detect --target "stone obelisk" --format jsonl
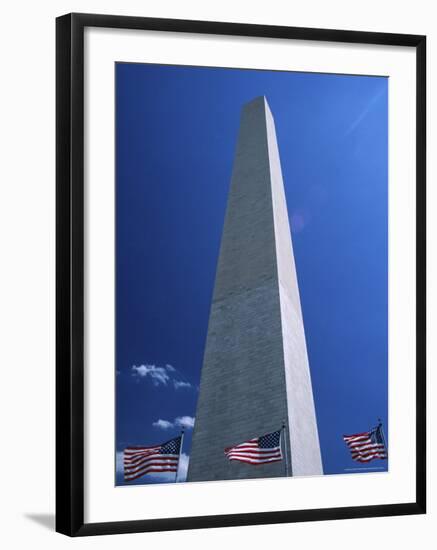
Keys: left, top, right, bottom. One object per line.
{"left": 187, "top": 97, "right": 323, "bottom": 482}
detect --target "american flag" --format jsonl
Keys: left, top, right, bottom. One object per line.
{"left": 343, "top": 425, "right": 388, "bottom": 463}
{"left": 224, "top": 430, "right": 283, "bottom": 465}
{"left": 124, "top": 435, "right": 181, "bottom": 481}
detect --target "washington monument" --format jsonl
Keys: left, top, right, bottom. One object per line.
{"left": 187, "top": 97, "right": 323, "bottom": 482}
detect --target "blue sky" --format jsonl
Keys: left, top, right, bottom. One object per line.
{"left": 115, "top": 63, "right": 388, "bottom": 485}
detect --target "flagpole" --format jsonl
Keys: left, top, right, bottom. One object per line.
{"left": 377, "top": 418, "right": 388, "bottom": 454}
{"left": 175, "top": 429, "right": 185, "bottom": 483}
{"left": 282, "top": 420, "right": 290, "bottom": 477}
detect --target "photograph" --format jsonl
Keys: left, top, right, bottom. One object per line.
{"left": 0, "top": 0, "right": 429, "bottom": 545}
{"left": 115, "top": 62, "right": 389, "bottom": 486}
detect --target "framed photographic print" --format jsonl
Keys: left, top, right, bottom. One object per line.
{"left": 56, "top": 13, "right": 426, "bottom": 536}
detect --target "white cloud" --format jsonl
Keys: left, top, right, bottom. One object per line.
{"left": 130, "top": 362, "right": 195, "bottom": 391}
{"left": 116, "top": 451, "right": 124, "bottom": 474}
{"left": 131, "top": 364, "right": 169, "bottom": 386}
{"left": 151, "top": 415, "right": 195, "bottom": 430}
{"left": 175, "top": 416, "right": 195, "bottom": 429}
{"left": 173, "top": 380, "right": 192, "bottom": 390}
{"left": 152, "top": 419, "right": 173, "bottom": 430}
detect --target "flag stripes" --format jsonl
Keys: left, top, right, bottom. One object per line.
{"left": 124, "top": 436, "right": 181, "bottom": 481}
{"left": 224, "top": 430, "right": 283, "bottom": 465}
{"left": 343, "top": 425, "right": 387, "bottom": 463}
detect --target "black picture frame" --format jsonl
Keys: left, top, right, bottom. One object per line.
{"left": 56, "top": 12, "right": 426, "bottom": 537}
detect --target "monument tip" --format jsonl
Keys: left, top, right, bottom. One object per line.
{"left": 242, "top": 96, "right": 272, "bottom": 117}
{"left": 244, "top": 95, "right": 268, "bottom": 106}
